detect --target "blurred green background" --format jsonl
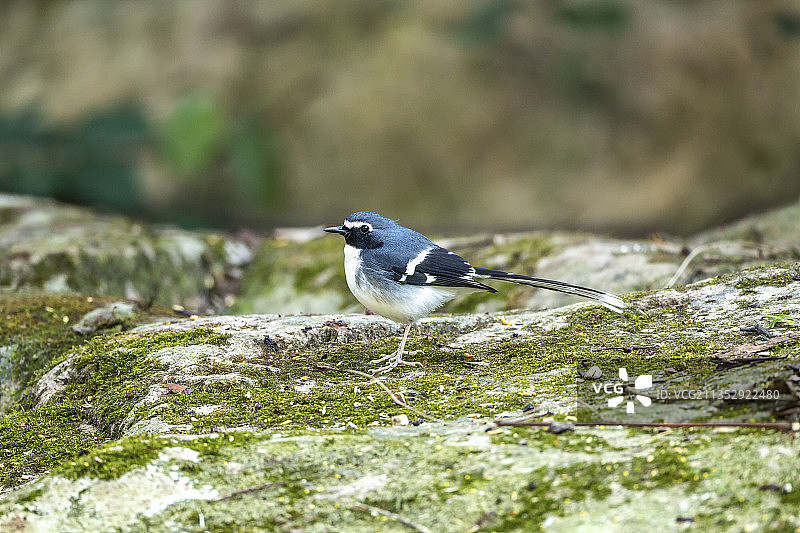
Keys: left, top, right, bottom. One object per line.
{"left": 1, "top": 0, "right": 799, "bottom": 235}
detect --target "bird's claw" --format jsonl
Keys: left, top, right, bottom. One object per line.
{"left": 370, "top": 352, "right": 395, "bottom": 364}
{"left": 369, "top": 349, "right": 420, "bottom": 364}
{"left": 370, "top": 353, "right": 423, "bottom": 374}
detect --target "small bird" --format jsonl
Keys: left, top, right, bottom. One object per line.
{"left": 325, "top": 211, "right": 625, "bottom": 373}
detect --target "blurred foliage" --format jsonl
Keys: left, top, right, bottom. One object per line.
{"left": 0, "top": 106, "right": 147, "bottom": 215}
{"left": 156, "top": 90, "right": 283, "bottom": 226}
{"left": 457, "top": 0, "right": 517, "bottom": 45}
{"left": 0, "top": 93, "right": 282, "bottom": 228}
{"left": 774, "top": 10, "right": 800, "bottom": 37}
{"left": 230, "top": 118, "right": 282, "bottom": 209}
{"left": 1, "top": 1, "right": 799, "bottom": 234}
{"left": 555, "top": 0, "right": 629, "bottom": 32}
{"left": 160, "top": 91, "right": 225, "bottom": 177}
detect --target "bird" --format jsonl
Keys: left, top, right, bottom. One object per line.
{"left": 324, "top": 211, "right": 625, "bottom": 373}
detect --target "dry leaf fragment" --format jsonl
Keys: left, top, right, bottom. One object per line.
{"left": 164, "top": 383, "right": 188, "bottom": 394}
{"left": 713, "top": 332, "right": 800, "bottom": 360}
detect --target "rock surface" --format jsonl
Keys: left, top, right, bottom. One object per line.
{"left": 1, "top": 195, "right": 799, "bottom": 532}
{"left": 1, "top": 264, "right": 799, "bottom": 531}
{"left": 235, "top": 201, "right": 800, "bottom": 316}
{"left": 3, "top": 192, "right": 798, "bottom": 315}
{"left": 0, "top": 194, "right": 258, "bottom": 313}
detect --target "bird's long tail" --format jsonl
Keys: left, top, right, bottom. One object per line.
{"left": 473, "top": 267, "right": 626, "bottom": 313}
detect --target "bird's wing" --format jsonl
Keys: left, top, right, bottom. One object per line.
{"left": 389, "top": 247, "right": 497, "bottom": 292}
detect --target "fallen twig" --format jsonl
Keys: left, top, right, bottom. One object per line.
{"left": 713, "top": 332, "right": 800, "bottom": 362}
{"left": 786, "top": 379, "right": 800, "bottom": 401}
{"left": 314, "top": 363, "right": 437, "bottom": 422}
{"left": 665, "top": 242, "right": 778, "bottom": 288}
{"left": 666, "top": 243, "right": 716, "bottom": 288}
{"left": 589, "top": 345, "right": 657, "bottom": 353}
{"left": 740, "top": 322, "right": 776, "bottom": 339}
{"left": 352, "top": 502, "right": 435, "bottom": 533}
{"left": 493, "top": 420, "right": 797, "bottom": 431}
{"left": 715, "top": 355, "right": 790, "bottom": 368}
{"left": 212, "top": 481, "right": 284, "bottom": 502}
{"left": 495, "top": 410, "right": 554, "bottom": 427}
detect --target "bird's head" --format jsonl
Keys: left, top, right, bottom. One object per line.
{"left": 324, "top": 211, "right": 394, "bottom": 249}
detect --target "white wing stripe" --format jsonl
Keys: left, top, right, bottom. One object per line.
{"left": 405, "top": 248, "right": 432, "bottom": 276}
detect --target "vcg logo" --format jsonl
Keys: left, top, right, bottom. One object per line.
{"left": 590, "top": 368, "right": 653, "bottom": 414}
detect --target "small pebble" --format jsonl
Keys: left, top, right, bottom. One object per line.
{"left": 392, "top": 414, "right": 410, "bottom": 426}
{"left": 582, "top": 366, "right": 603, "bottom": 379}
{"left": 547, "top": 421, "right": 575, "bottom": 434}
{"left": 263, "top": 335, "right": 280, "bottom": 352}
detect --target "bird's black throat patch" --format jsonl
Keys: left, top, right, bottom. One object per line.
{"left": 344, "top": 230, "right": 383, "bottom": 250}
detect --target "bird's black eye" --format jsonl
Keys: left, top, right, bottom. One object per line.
{"left": 360, "top": 225, "right": 370, "bottom": 233}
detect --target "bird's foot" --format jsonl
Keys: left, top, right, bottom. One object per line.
{"left": 370, "top": 352, "right": 395, "bottom": 364}
{"left": 369, "top": 349, "right": 420, "bottom": 364}
{"left": 370, "top": 351, "right": 423, "bottom": 374}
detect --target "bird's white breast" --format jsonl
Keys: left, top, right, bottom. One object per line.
{"left": 342, "top": 244, "right": 454, "bottom": 323}
{"left": 343, "top": 244, "right": 361, "bottom": 294}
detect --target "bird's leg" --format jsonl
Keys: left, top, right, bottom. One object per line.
{"left": 371, "top": 322, "right": 422, "bottom": 373}
{"left": 370, "top": 323, "right": 412, "bottom": 364}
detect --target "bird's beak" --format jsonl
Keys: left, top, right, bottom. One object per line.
{"left": 324, "top": 225, "right": 348, "bottom": 236}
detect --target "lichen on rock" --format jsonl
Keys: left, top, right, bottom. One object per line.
{"left": 1, "top": 195, "right": 800, "bottom": 531}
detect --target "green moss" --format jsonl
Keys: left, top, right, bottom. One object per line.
{"left": 3, "top": 263, "right": 796, "bottom": 515}
{"left": 114, "top": 320, "right": 577, "bottom": 433}
{"left": 0, "top": 327, "right": 229, "bottom": 489}
{"left": 12, "top": 487, "right": 44, "bottom": 504}
{"left": 6, "top": 277, "right": 764, "bottom": 454}
{"left": 57, "top": 431, "right": 261, "bottom": 481}
{"left": 58, "top": 435, "right": 167, "bottom": 481}
{"left": 577, "top": 339, "right": 714, "bottom": 377}
{"left": 154, "top": 372, "right": 527, "bottom": 432}
{"left": 735, "top": 272, "right": 795, "bottom": 289}
{"left": 488, "top": 306, "right": 710, "bottom": 377}
{"left": 57, "top": 328, "right": 229, "bottom": 436}
{"left": 139, "top": 306, "right": 653, "bottom": 432}
{"left": 233, "top": 236, "right": 351, "bottom": 314}
{"left": 489, "top": 426, "right": 613, "bottom": 451}
{"left": 483, "top": 432, "right": 714, "bottom": 531}
{"left": 0, "top": 293, "right": 101, "bottom": 406}
{"left": 0, "top": 402, "right": 102, "bottom": 488}
{"left": 0, "top": 293, "right": 177, "bottom": 412}
{"left": 5, "top": 422, "right": 800, "bottom": 532}
{"left": 136, "top": 299, "right": 743, "bottom": 434}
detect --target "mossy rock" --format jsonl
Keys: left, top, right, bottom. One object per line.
{"left": 0, "top": 194, "right": 258, "bottom": 313}
{"left": 1, "top": 264, "right": 799, "bottom": 531}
